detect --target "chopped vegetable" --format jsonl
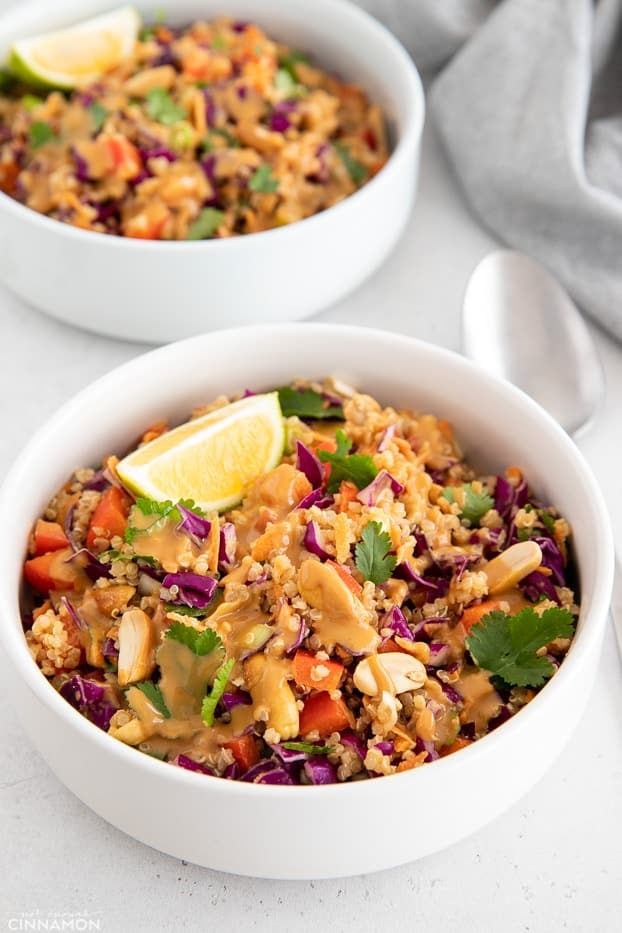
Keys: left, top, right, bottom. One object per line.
{"left": 134, "top": 681, "right": 171, "bottom": 719}
{"left": 318, "top": 430, "right": 378, "bottom": 493}
{"left": 87, "top": 486, "right": 130, "bottom": 550}
{"left": 281, "top": 741, "right": 333, "bottom": 755}
{"left": 201, "top": 657, "right": 235, "bottom": 725}
{"left": 29, "top": 120, "right": 55, "bottom": 147}
{"left": 293, "top": 649, "right": 344, "bottom": 691}
{"left": 334, "top": 142, "right": 368, "bottom": 184}
{"left": 89, "top": 101, "right": 107, "bottom": 132}
{"left": 33, "top": 519, "right": 69, "bottom": 555}
{"left": 466, "top": 606, "right": 575, "bottom": 687}
{"left": 248, "top": 163, "right": 279, "bottom": 193}
{"left": 224, "top": 733, "right": 260, "bottom": 771}
{"left": 460, "top": 599, "right": 504, "bottom": 634}
{"left": 146, "top": 87, "right": 187, "bottom": 124}
{"left": 277, "top": 386, "right": 343, "bottom": 420}
{"left": 299, "top": 691, "right": 353, "bottom": 737}
{"left": 355, "top": 521, "right": 397, "bottom": 585}
{"left": 186, "top": 207, "right": 224, "bottom": 241}
{"left": 442, "top": 483, "right": 494, "bottom": 526}
{"left": 165, "top": 621, "right": 222, "bottom": 656}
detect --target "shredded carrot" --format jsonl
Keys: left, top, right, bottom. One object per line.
{"left": 460, "top": 599, "right": 503, "bottom": 634}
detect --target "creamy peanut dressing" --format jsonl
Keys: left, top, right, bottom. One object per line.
{"left": 297, "top": 558, "right": 380, "bottom": 654}
{"left": 244, "top": 653, "right": 299, "bottom": 740}
{"left": 130, "top": 511, "right": 200, "bottom": 572}
{"left": 457, "top": 668, "right": 503, "bottom": 734}
{"left": 231, "top": 464, "right": 312, "bottom": 557}
{"left": 157, "top": 636, "right": 223, "bottom": 719}
{"left": 208, "top": 591, "right": 272, "bottom": 660}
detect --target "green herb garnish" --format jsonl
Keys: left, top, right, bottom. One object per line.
{"left": 441, "top": 483, "right": 494, "bottom": 527}
{"left": 278, "top": 50, "right": 309, "bottom": 81}
{"left": 201, "top": 657, "right": 235, "bottom": 726}
{"left": 164, "top": 603, "right": 212, "bottom": 618}
{"left": 465, "top": 606, "right": 575, "bottom": 688}
{"left": 146, "top": 87, "right": 187, "bottom": 125}
{"left": 165, "top": 621, "right": 222, "bottom": 656}
{"left": 89, "top": 102, "right": 108, "bottom": 132}
{"left": 212, "top": 35, "right": 228, "bottom": 50}
{"left": 281, "top": 741, "right": 333, "bottom": 755}
{"left": 318, "top": 429, "right": 378, "bottom": 493}
{"left": 201, "top": 128, "right": 240, "bottom": 150}
{"left": 134, "top": 681, "right": 171, "bottom": 718}
{"left": 21, "top": 94, "right": 43, "bottom": 112}
{"left": 277, "top": 386, "right": 343, "bottom": 421}
{"left": 125, "top": 497, "right": 204, "bottom": 543}
{"left": 334, "top": 142, "right": 368, "bottom": 185}
{"left": 540, "top": 511, "right": 556, "bottom": 534}
{"left": 186, "top": 207, "right": 224, "bottom": 240}
{"left": 249, "top": 163, "right": 279, "bottom": 193}
{"left": 29, "top": 121, "right": 55, "bottom": 148}
{"left": 354, "top": 520, "right": 397, "bottom": 585}
{"left": 274, "top": 68, "right": 307, "bottom": 99}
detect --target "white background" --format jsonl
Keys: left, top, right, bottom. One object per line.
{"left": 1, "top": 3, "right": 621, "bottom": 930}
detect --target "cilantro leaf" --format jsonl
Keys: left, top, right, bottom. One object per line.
{"left": 29, "top": 121, "right": 55, "bottom": 148}
{"left": 89, "top": 102, "right": 108, "bottom": 132}
{"left": 134, "top": 681, "right": 171, "bottom": 718}
{"left": 146, "top": 87, "right": 187, "bottom": 125}
{"left": 125, "top": 497, "right": 205, "bottom": 543}
{"left": 334, "top": 142, "right": 368, "bottom": 185}
{"left": 186, "top": 207, "right": 224, "bottom": 241}
{"left": 466, "top": 606, "right": 575, "bottom": 687}
{"left": 201, "top": 657, "right": 235, "bottom": 725}
{"left": 212, "top": 34, "right": 229, "bottom": 50}
{"left": 277, "top": 50, "right": 309, "bottom": 81}
{"left": 165, "top": 621, "right": 222, "bottom": 656}
{"left": 277, "top": 386, "right": 344, "bottom": 420}
{"left": 355, "top": 521, "right": 397, "bottom": 585}
{"left": 281, "top": 741, "right": 333, "bottom": 755}
{"left": 442, "top": 483, "right": 494, "bottom": 526}
{"left": 318, "top": 429, "right": 378, "bottom": 493}
{"left": 249, "top": 163, "right": 279, "bottom": 193}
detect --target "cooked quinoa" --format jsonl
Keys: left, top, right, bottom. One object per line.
{"left": 0, "top": 17, "right": 387, "bottom": 239}
{"left": 22, "top": 380, "right": 579, "bottom": 785}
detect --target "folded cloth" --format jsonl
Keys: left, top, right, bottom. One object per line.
{"left": 356, "top": 0, "right": 622, "bottom": 341}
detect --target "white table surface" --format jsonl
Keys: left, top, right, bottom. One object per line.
{"left": 1, "top": 37, "right": 622, "bottom": 933}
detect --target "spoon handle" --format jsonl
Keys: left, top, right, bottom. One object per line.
{"left": 612, "top": 557, "right": 622, "bottom": 658}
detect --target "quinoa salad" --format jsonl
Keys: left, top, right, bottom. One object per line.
{"left": 22, "top": 380, "right": 579, "bottom": 785}
{"left": 0, "top": 15, "right": 387, "bottom": 239}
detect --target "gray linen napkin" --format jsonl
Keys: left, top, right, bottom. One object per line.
{"left": 356, "top": 0, "right": 622, "bottom": 341}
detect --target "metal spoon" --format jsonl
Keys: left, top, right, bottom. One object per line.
{"left": 461, "top": 249, "right": 621, "bottom": 648}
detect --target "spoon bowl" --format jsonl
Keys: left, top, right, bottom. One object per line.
{"left": 462, "top": 250, "right": 605, "bottom": 435}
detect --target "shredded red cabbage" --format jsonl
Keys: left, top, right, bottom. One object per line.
{"left": 175, "top": 754, "right": 215, "bottom": 775}
{"left": 161, "top": 572, "right": 217, "bottom": 608}
{"left": 381, "top": 605, "right": 413, "bottom": 641}
{"left": 295, "top": 440, "right": 323, "bottom": 489}
{"left": 304, "top": 756, "right": 337, "bottom": 784}
{"left": 303, "top": 521, "right": 330, "bottom": 560}
{"left": 357, "top": 470, "right": 404, "bottom": 506}
{"left": 296, "top": 488, "right": 335, "bottom": 510}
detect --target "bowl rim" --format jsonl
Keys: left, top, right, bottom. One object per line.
{"left": 0, "top": 322, "right": 614, "bottom": 800}
{"left": 0, "top": 0, "right": 425, "bottom": 250}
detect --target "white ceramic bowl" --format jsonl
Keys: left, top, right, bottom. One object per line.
{"left": 0, "top": 324, "right": 613, "bottom": 879}
{"left": 0, "top": 0, "right": 423, "bottom": 343}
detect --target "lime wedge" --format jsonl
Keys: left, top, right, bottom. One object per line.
{"left": 117, "top": 393, "right": 285, "bottom": 512}
{"left": 9, "top": 6, "right": 141, "bottom": 90}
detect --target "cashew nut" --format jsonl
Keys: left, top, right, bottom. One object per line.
{"left": 244, "top": 653, "right": 299, "bottom": 741}
{"left": 117, "top": 608, "right": 156, "bottom": 686}
{"left": 483, "top": 540, "right": 542, "bottom": 595}
{"left": 354, "top": 652, "right": 426, "bottom": 697}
